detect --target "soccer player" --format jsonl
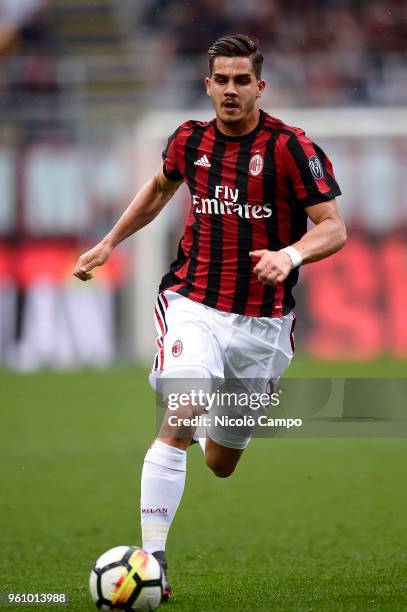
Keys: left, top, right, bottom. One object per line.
{"left": 73, "top": 34, "right": 346, "bottom": 600}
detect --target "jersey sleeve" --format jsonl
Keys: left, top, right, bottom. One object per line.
{"left": 282, "top": 132, "right": 341, "bottom": 207}
{"left": 162, "top": 127, "right": 184, "bottom": 182}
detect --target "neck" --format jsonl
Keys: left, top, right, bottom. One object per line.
{"left": 216, "top": 108, "right": 261, "bottom": 137}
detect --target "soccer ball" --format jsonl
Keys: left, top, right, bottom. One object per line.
{"left": 89, "top": 546, "right": 164, "bottom": 611}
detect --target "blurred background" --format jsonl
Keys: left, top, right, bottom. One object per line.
{"left": 0, "top": 0, "right": 406, "bottom": 370}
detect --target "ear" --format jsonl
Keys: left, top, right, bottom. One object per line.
{"left": 205, "top": 76, "right": 212, "bottom": 97}
{"left": 256, "top": 79, "right": 266, "bottom": 98}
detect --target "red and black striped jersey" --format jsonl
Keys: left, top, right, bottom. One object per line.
{"left": 159, "top": 109, "right": 341, "bottom": 317}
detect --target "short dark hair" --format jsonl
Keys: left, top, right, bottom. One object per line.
{"left": 208, "top": 34, "right": 264, "bottom": 80}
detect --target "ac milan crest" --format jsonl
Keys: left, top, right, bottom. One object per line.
{"left": 249, "top": 153, "right": 264, "bottom": 176}
{"left": 172, "top": 339, "right": 183, "bottom": 357}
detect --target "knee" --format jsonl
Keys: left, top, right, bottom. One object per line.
{"left": 206, "top": 458, "right": 236, "bottom": 478}
{"left": 213, "top": 467, "right": 234, "bottom": 478}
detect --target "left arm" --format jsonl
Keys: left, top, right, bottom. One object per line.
{"left": 290, "top": 198, "right": 347, "bottom": 264}
{"left": 250, "top": 198, "right": 346, "bottom": 286}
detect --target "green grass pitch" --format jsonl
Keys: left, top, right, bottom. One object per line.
{"left": 1, "top": 358, "right": 406, "bottom": 611}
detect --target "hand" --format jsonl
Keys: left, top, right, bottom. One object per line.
{"left": 73, "top": 241, "right": 113, "bottom": 281}
{"left": 249, "top": 249, "right": 293, "bottom": 286}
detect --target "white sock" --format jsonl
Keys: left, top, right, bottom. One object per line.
{"left": 140, "top": 441, "right": 186, "bottom": 553}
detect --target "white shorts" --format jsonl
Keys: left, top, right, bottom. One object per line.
{"left": 149, "top": 290, "right": 295, "bottom": 449}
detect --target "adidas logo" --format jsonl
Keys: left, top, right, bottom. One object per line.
{"left": 194, "top": 154, "right": 211, "bottom": 168}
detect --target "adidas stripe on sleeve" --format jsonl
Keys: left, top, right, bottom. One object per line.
{"left": 162, "top": 126, "right": 184, "bottom": 181}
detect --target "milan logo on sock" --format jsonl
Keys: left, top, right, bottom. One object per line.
{"left": 141, "top": 508, "right": 168, "bottom": 514}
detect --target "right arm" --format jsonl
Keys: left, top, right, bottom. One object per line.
{"left": 73, "top": 164, "right": 182, "bottom": 281}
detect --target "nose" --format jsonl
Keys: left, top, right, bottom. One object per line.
{"left": 224, "top": 80, "right": 237, "bottom": 97}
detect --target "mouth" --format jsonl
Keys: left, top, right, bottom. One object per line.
{"left": 222, "top": 100, "right": 239, "bottom": 113}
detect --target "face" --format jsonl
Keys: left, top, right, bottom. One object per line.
{"left": 205, "top": 56, "right": 265, "bottom": 127}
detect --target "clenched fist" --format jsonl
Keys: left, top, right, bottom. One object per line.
{"left": 249, "top": 249, "right": 293, "bottom": 286}
{"left": 73, "top": 241, "right": 113, "bottom": 281}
